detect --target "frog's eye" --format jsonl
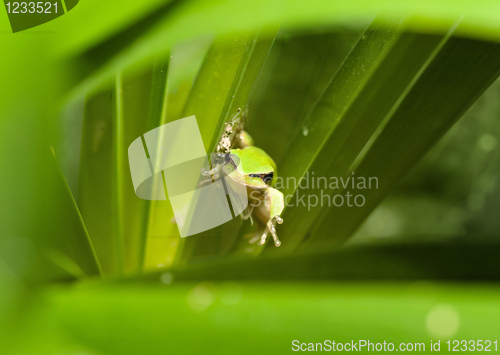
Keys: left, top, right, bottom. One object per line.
{"left": 263, "top": 172, "right": 273, "bottom": 184}
{"left": 249, "top": 172, "right": 273, "bottom": 184}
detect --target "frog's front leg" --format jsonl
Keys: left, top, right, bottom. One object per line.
{"left": 255, "top": 187, "right": 285, "bottom": 247}
{"left": 240, "top": 205, "right": 254, "bottom": 224}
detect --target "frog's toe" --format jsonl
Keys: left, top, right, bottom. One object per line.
{"left": 250, "top": 216, "right": 283, "bottom": 247}
{"left": 257, "top": 228, "right": 269, "bottom": 246}
{"left": 268, "top": 223, "right": 281, "bottom": 247}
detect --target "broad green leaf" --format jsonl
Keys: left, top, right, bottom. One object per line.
{"left": 140, "top": 54, "right": 186, "bottom": 272}
{"left": 259, "top": 16, "right": 454, "bottom": 254}
{"left": 306, "top": 34, "right": 500, "bottom": 252}
{"left": 51, "top": 0, "right": 172, "bottom": 57}
{"left": 54, "top": 0, "right": 500, "bottom": 101}
{"left": 78, "top": 87, "right": 122, "bottom": 275}
{"left": 0, "top": 265, "right": 97, "bottom": 355}
{"left": 46, "top": 281, "right": 500, "bottom": 355}
{"left": 2, "top": 147, "right": 102, "bottom": 282}
{"left": 118, "top": 56, "right": 171, "bottom": 274}
{"left": 119, "top": 61, "right": 171, "bottom": 274}
{"left": 49, "top": 151, "right": 102, "bottom": 277}
{"left": 141, "top": 240, "right": 500, "bottom": 281}
{"left": 0, "top": 142, "right": 100, "bottom": 282}
{"left": 247, "top": 29, "right": 364, "bottom": 164}
{"left": 78, "top": 60, "right": 174, "bottom": 275}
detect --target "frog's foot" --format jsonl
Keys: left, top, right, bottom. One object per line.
{"left": 258, "top": 215, "right": 284, "bottom": 247}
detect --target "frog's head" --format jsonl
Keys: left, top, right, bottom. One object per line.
{"left": 223, "top": 146, "right": 277, "bottom": 189}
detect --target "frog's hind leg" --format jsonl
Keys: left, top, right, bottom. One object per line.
{"left": 251, "top": 188, "right": 285, "bottom": 247}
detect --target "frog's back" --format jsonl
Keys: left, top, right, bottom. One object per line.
{"left": 231, "top": 146, "right": 277, "bottom": 178}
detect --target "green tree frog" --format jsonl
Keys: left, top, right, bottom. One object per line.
{"left": 205, "top": 109, "right": 285, "bottom": 247}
